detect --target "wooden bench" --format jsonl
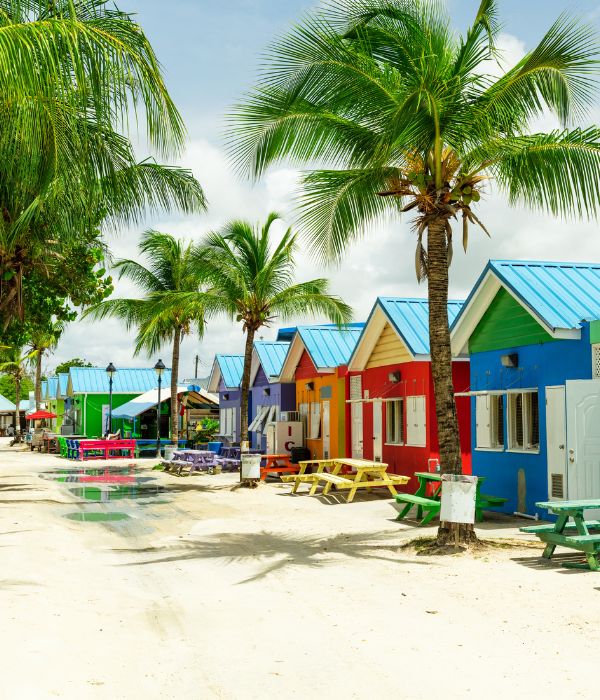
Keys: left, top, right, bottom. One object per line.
{"left": 309, "top": 467, "right": 407, "bottom": 503}
{"left": 78, "top": 439, "right": 136, "bottom": 461}
{"left": 521, "top": 521, "right": 600, "bottom": 534}
{"left": 395, "top": 493, "right": 441, "bottom": 526}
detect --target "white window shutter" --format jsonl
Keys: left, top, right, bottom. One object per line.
{"left": 220, "top": 408, "right": 227, "bottom": 435}
{"left": 406, "top": 396, "right": 426, "bottom": 447}
{"left": 476, "top": 395, "right": 491, "bottom": 448}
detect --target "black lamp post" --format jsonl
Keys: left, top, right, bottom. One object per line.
{"left": 105, "top": 363, "right": 117, "bottom": 436}
{"left": 154, "top": 359, "right": 166, "bottom": 456}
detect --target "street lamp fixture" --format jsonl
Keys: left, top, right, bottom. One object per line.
{"left": 154, "top": 359, "right": 166, "bottom": 456}
{"left": 105, "top": 363, "right": 117, "bottom": 436}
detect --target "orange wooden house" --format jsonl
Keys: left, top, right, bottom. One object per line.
{"left": 278, "top": 324, "right": 364, "bottom": 459}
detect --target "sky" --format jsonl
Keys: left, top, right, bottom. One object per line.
{"left": 51, "top": 0, "right": 600, "bottom": 379}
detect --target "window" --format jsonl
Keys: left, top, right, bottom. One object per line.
{"left": 508, "top": 391, "right": 539, "bottom": 451}
{"left": 309, "top": 402, "right": 321, "bottom": 439}
{"left": 475, "top": 394, "right": 504, "bottom": 450}
{"left": 406, "top": 395, "right": 426, "bottom": 447}
{"left": 386, "top": 399, "right": 404, "bottom": 445}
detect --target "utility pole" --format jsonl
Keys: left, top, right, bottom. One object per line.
{"left": 194, "top": 354, "right": 199, "bottom": 378}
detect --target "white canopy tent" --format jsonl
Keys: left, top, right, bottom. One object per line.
{"left": 112, "top": 385, "right": 218, "bottom": 419}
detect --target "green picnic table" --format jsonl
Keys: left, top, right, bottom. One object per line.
{"left": 521, "top": 500, "right": 600, "bottom": 571}
{"left": 395, "top": 472, "right": 508, "bottom": 526}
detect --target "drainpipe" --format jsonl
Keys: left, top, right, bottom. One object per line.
{"left": 514, "top": 511, "right": 539, "bottom": 521}
{"left": 83, "top": 394, "right": 87, "bottom": 436}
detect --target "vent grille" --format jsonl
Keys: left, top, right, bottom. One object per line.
{"left": 593, "top": 344, "right": 600, "bottom": 379}
{"left": 280, "top": 411, "right": 300, "bottom": 422}
{"left": 551, "top": 473, "right": 564, "bottom": 499}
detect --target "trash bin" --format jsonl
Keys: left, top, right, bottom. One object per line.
{"left": 241, "top": 453, "right": 261, "bottom": 480}
{"left": 163, "top": 444, "right": 176, "bottom": 462}
{"left": 440, "top": 474, "right": 478, "bottom": 524}
{"left": 290, "top": 446, "right": 311, "bottom": 464}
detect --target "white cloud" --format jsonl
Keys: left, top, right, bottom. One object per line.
{"left": 50, "top": 32, "right": 600, "bottom": 378}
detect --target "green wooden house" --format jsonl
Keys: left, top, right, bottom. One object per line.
{"left": 66, "top": 367, "right": 172, "bottom": 437}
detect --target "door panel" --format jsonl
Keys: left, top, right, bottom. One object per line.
{"left": 373, "top": 400, "right": 382, "bottom": 462}
{"left": 566, "top": 380, "right": 600, "bottom": 504}
{"left": 546, "top": 386, "right": 567, "bottom": 500}
{"left": 322, "top": 400, "right": 330, "bottom": 459}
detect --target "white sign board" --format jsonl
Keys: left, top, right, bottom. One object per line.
{"left": 440, "top": 475, "right": 477, "bottom": 524}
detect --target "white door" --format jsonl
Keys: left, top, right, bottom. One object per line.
{"left": 350, "top": 375, "right": 363, "bottom": 458}
{"left": 322, "top": 401, "right": 330, "bottom": 459}
{"left": 566, "top": 380, "right": 600, "bottom": 503}
{"left": 546, "top": 386, "right": 567, "bottom": 500}
{"left": 372, "top": 400, "right": 383, "bottom": 462}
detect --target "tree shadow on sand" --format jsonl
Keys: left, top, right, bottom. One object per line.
{"left": 113, "top": 530, "right": 435, "bottom": 583}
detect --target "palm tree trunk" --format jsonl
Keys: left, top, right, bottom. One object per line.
{"left": 14, "top": 378, "right": 21, "bottom": 442}
{"left": 239, "top": 326, "right": 255, "bottom": 472}
{"left": 170, "top": 326, "right": 181, "bottom": 445}
{"left": 427, "top": 219, "right": 473, "bottom": 545}
{"left": 35, "top": 351, "right": 42, "bottom": 410}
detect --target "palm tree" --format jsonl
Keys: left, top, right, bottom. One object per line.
{"left": 29, "top": 321, "right": 65, "bottom": 410}
{"left": 0, "top": 346, "right": 34, "bottom": 442}
{"left": 0, "top": 0, "right": 206, "bottom": 326}
{"left": 84, "top": 230, "right": 208, "bottom": 444}
{"left": 192, "top": 213, "right": 352, "bottom": 464}
{"left": 228, "top": 0, "right": 600, "bottom": 534}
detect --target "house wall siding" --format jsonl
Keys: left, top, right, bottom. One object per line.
{"left": 348, "top": 361, "right": 471, "bottom": 490}
{"left": 470, "top": 324, "right": 592, "bottom": 516}
{"left": 295, "top": 351, "right": 346, "bottom": 459}
{"left": 249, "top": 366, "right": 296, "bottom": 450}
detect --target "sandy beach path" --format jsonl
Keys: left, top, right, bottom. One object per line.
{"left": 1, "top": 439, "right": 598, "bottom": 700}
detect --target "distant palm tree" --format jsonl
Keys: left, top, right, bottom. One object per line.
{"left": 229, "top": 0, "right": 600, "bottom": 526}
{"left": 191, "top": 213, "right": 352, "bottom": 461}
{"left": 84, "top": 231, "right": 207, "bottom": 445}
{"left": 29, "top": 321, "right": 65, "bottom": 410}
{"left": 0, "top": 346, "right": 34, "bottom": 442}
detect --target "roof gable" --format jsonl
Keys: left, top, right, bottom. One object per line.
{"left": 469, "top": 287, "right": 555, "bottom": 353}
{"left": 45, "top": 377, "right": 58, "bottom": 401}
{"left": 208, "top": 354, "right": 244, "bottom": 392}
{"left": 57, "top": 373, "right": 69, "bottom": 398}
{"left": 349, "top": 298, "right": 464, "bottom": 371}
{"left": 251, "top": 341, "right": 290, "bottom": 385}
{"left": 451, "top": 260, "right": 599, "bottom": 353}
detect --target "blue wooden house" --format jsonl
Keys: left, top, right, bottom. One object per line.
{"left": 248, "top": 341, "right": 296, "bottom": 450}
{"left": 450, "top": 260, "right": 600, "bottom": 517}
{"left": 208, "top": 354, "right": 245, "bottom": 444}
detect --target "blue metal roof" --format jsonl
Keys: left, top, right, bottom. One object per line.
{"left": 254, "top": 341, "right": 290, "bottom": 378}
{"left": 298, "top": 323, "right": 365, "bottom": 369}
{"left": 377, "top": 298, "right": 464, "bottom": 355}
{"left": 216, "top": 355, "right": 244, "bottom": 389}
{"left": 45, "top": 377, "right": 58, "bottom": 400}
{"left": 0, "top": 394, "right": 16, "bottom": 412}
{"left": 58, "top": 373, "right": 69, "bottom": 397}
{"left": 68, "top": 367, "right": 173, "bottom": 394}
{"left": 276, "top": 327, "right": 297, "bottom": 342}
{"left": 454, "top": 260, "right": 600, "bottom": 332}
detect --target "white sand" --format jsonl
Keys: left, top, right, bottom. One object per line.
{"left": 0, "top": 438, "right": 598, "bottom": 699}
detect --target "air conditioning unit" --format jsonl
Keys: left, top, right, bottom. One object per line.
{"left": 266, "top": 420, "right": 303, "bottom": 455}
{"left": 281, "top": 411, "right": 301, "bottom": 422}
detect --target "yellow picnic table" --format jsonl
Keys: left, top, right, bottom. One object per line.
{"left": 282, "top": 457, "right": 409, "bottom": 503}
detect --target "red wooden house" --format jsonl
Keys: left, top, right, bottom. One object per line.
{"left": 346, "top": 298, "right": 471, "bottom": 488}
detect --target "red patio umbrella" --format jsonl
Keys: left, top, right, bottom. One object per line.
{"left": 26, "top": 409, "right": 57, "bottom": 420}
